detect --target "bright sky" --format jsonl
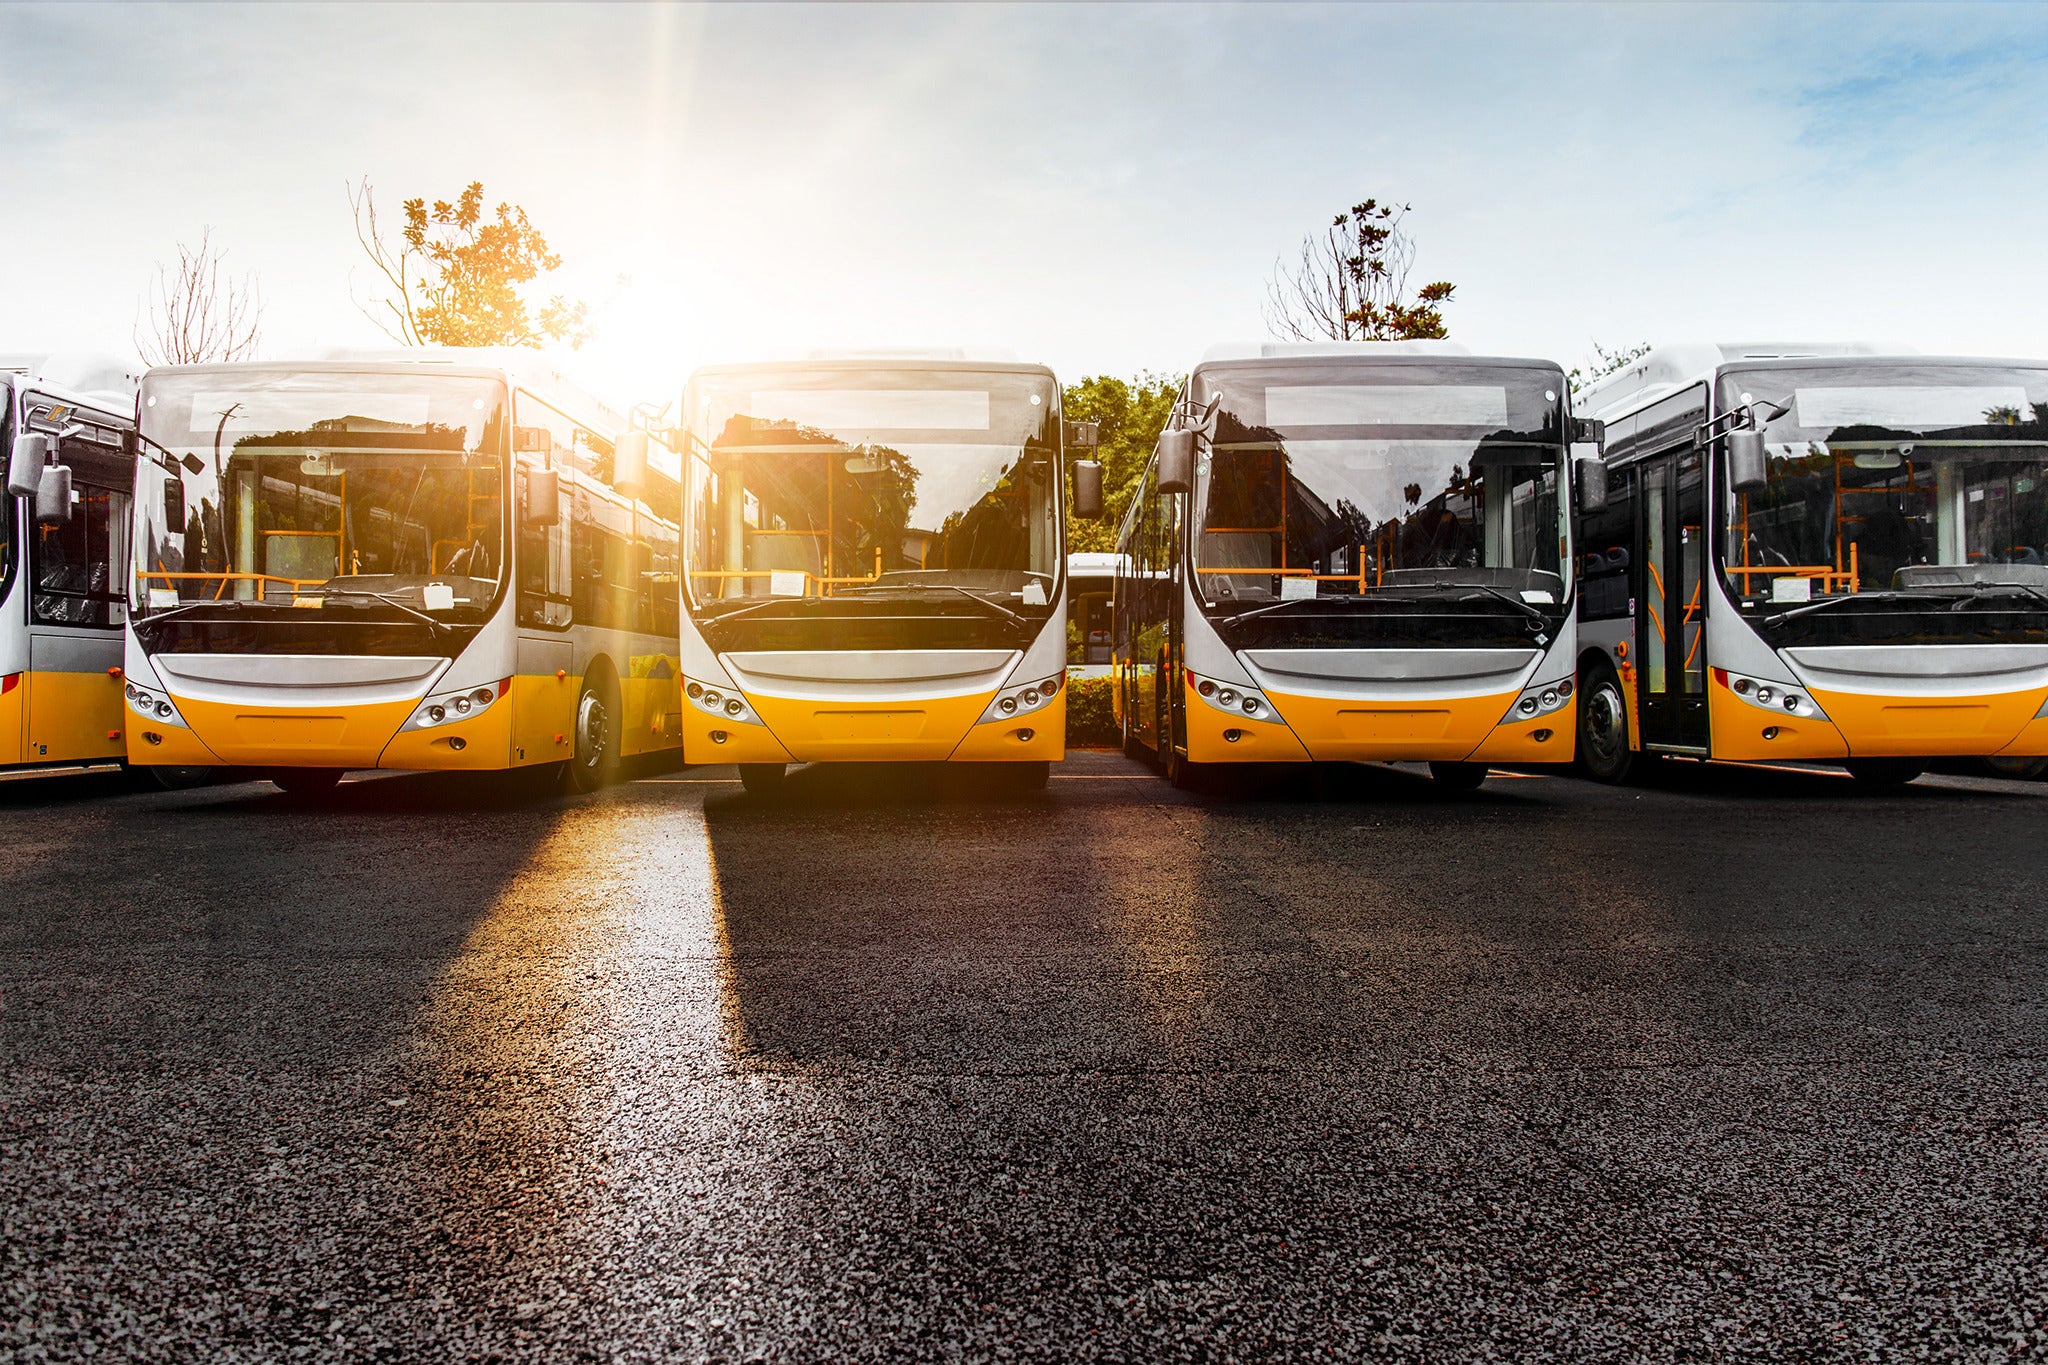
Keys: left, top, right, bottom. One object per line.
{"left": 4, "top": 2, "right": 2045, "bottom": 409}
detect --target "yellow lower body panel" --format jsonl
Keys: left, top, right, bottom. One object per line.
{"left": 1708, "top": 681, "right": 1850, "bottom": 762}
{"left": 950, "top": 693, "right": 1065, "bottom": 762}
{"left": 512, "top": 672, "right": 579, "bottom": 768}
{"left": 1465, "top": 699, "right": 1576, "bottom": 764}
{"left": 172, "top": 693, "right": 419, "bottom": 768}
{"left": 1808, "top": 685, "right": 2048, "bottom": 758}
{"left": 619, "top": 656, "right": 683, "bottom": 760}
{"left": 1262, "top": 685, "right": 1522, "bottom": 763}
{"left": 23, "top": 670, "right": 126, "bottom": 766}
{"left": 377, "top": 704, "right": 515, "bottom": 771}
{"left": 1184, "top": 687, "right": 1311, "bottom": 763}
{"left": 742, "top": 688, "right": 999, "bottom": 763}
{"left": 1995, "top": 715, "right": 2048, "bottom": 758}
{"left": 681, "top": 702, "right": 795, "bottom": 765}
{"left": 1, "top": 679, "right": 23, "bottom": 764}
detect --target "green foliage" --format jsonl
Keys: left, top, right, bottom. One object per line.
{"left": 1063, "top": 372, "right": 1177, "bottom": 553}
{"left": 1568, "top": 341, "right": 1652, "bottom": 396}
{"left": 352, "top": 178, "right": 590, "bottom": 350}
{"left": 1064, "top": 674, "right": 1119, "bottom": 748}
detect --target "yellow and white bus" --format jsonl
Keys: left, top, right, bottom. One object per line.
{"left": 1, "top": 355, "right": 141, "bottom": 778}
{"left": 122, "top": 350, "right": 684, "bottom": 793}
{"left": 1573, "top": 344, "right": 2048, "bottom": 786}
{"left": 1113, "top": 342, "right": 1602, "bottom": 791}
{"left": 676, "top": 352, "right": 1098, "bottom": 793}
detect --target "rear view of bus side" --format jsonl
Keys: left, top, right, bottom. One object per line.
{"left": 1573, "top": 344, "right": 2048, "bottom": 785}
{"left": 676, "top": 353, "right": 1092, "bottom": 793}
{"left": 1113, "top": 342, "right": 1602, "bottom": 791}
{"left": 1, "top": 356, "right": 138, "bottom": 777}
{"left": 122, "top": 350, "right": 684, "bottom": 792}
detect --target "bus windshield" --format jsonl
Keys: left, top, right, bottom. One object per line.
{"left": 1192, "top": 363, "right": 1569, "bottom": 612}
{"left": 683, "top": 368, "right": 1061, "bottom": 615}
{"left": 1720, "top": 364, "right": 2048, "bottom": 608}
{"left": 132, "top": 371, "right": 507, "bottom": 621}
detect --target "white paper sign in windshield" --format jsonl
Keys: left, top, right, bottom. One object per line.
{"left": 183, "top": 392, "right": 433, "bottom": 437}
{"left": 1793, "top": 387, "right": 2029, "bottom": 431}
{"left": 1265, "top": 385, "right": 1508, "bottom": 428}
{"left": 750, "top": 390, "right": 991, "bottom": 432}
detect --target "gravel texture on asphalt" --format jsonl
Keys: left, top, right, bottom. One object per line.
{"left": 2, "top": 754, "right": 2044, "bottom": 1362}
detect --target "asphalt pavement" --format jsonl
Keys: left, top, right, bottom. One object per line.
{"left": 2, "top": 752, "right": 2045, "bottom": 1362}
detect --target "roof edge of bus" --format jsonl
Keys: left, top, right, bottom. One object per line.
{"left": 1573, "top": 341, "right": 1921, "bottom": 417}
{"left": 142, "top": 348, "right": 634, "bottom": 428}
{"left": 0, "top": 352, "right": 142, "bottom": 413}
{"left": 688, "top": 355, "right": 1057, "bottom": 377}
{"left": 1198, "top": 341, "right": 1475, "bottom": 364}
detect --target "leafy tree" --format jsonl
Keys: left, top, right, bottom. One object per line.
{"left": 350, "top": 178, "right": 590, "bottom": 349}
{"left": 1266, "top": 199, "right": 1455, "bottom": 342}
{"left": 134, "top": 226, "right": 262, "bottom": 366}
{"left": 1567, "top": 341, "right": 1653, "bottom": 395}
{"left": 1063, "top": 373, "right": 1177, "bottom": 553}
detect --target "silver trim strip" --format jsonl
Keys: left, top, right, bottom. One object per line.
{"left": 722, "top": 649, "right": 1020, "bottom": 702}
{"left": 1241, "top": 647, "right": 1541, "bottom": 701}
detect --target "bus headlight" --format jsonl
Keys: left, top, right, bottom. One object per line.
{"left": 1504, "top": 679, "right": 1573, "bottom": 724}
{"left": 127, "top": 682, "right": 189, "bottom": 729}
{"left": 404, "top": 677, "right": 511, "bottom": 731}
{"left": 978, "top": 673, "right": 1064, "bottom": 725}
{"left": 1716, "top": 668, "right": 1827, "bottom": 721}
{"left": 686, "top": 678, "right": 763, "bottom": 726}
{"left": 1184, "top": 668, "right": 1284, "bottom": 725}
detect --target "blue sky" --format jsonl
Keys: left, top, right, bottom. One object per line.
{"left": 2, "top": 2, "right": 2043, "bottom": 405}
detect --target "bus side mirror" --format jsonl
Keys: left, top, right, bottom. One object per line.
{"left": 163, "top": 476, "right": 186, "bottom": 531}
{"left": 614, "top": 430, "right": 649, "bottom": 498}
{"left": 514, "top": 426, "right": 552, "bottom": 455}
{"left": 524, "top": 467, "right": 560, "bottom": 525}
{"left": 1727, "top": 429, "right": 1769, "bottom": 493}
{"left": 1065, "top": 420, "right": 1100, "bottom": 450}
{"left": 1576, "top": 453, "right": 1608, "bottom": 513}
{"left": 1072, "top": 459, "right": 1104, "bottom": 519}
{"left": 36, "top": 464, "right": 73, "bottom": 524}
{"left": 8, "top": 432, "right": 51, "bottom": 497}
{"left": 1157, "top": 429, "right": 1195, "bottom": 495}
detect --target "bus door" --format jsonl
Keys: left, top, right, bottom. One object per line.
{"left": 1636, "top": 450, "right": 1708, "bottom": 749}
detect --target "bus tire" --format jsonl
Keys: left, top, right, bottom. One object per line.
{"left": 1846, "top": 759, "right": 1923, "bottom": 788}
{"left": 739, "top": 763, "right": 786, "bottom": 796}
{"left": 1576, "top": 662, "right": 1637, "bottom": 784}
{"left": 272, "top": 768, "right": 344, "bottom": 796}
{"left": 1982, "top": 755, "right": 2048, "bottom": 780}
{"left": 130, "top": 764, "right": 213, "bottom": 792}
{"left": 1428, "top": 761, "right": 1488, "bottom": 792}
{"left": 566, "top": 673, "right": 620, "bottom": 793}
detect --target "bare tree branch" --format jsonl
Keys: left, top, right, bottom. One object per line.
{"left": 133, "top": 227, "right": 262, "bottom": 367}
{"left": 1264, "top": 199, "right": 1453, "bottom": 342}
{"left": 348, "top": 177, "right": 423, "bottom": 345}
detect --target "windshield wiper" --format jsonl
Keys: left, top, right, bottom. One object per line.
{"left": 320, "top": 587, "right": 452, "bottom": 639}
{"left": 1216, "top": 591, "right": 1432, "bottom": 625}
{"left": 1762, "top": 589, "right": 1943, "bottom": 629}
{"left": 839, "top": 582, "right": 1028, "bottom": 629}
{"left": 136, "top": 598, "right": 272, "bottom": 626}
{"left": 1456, "top": 584, "right": 1552, "bottom": 629}
{"left": 1952, "top": 581, "right": 2048, "bottom": 612}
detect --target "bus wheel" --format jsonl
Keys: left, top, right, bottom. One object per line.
{"left": 273, "top": 768, "right": 344, "bottom": 796}
{"left": 1982, "top": 755, "right": 2048, "bottom": 780}
{"left": 1428, "top": 761, "right": 1488, "bottom": 792}
{"left": 567, "top": 678, "right": 619, "bottom": 792}
{"left": 1846, "top": 759, "right": 1924, "bottom": 788}
{"left": 1576, "top": 665, "right": 1636, "bottom": 784}
{"left": 738, "top": 763, "right": 786, "bottom": 797}
{"left": 130, "top": 764, "right": 213, "bottom": 791}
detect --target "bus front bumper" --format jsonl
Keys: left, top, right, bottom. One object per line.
{"left": 1190, "top": 683, "right": 1569, "bottom": 765}
{"left": 688, "top": 687, "right": 1064, "bottom": 764}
